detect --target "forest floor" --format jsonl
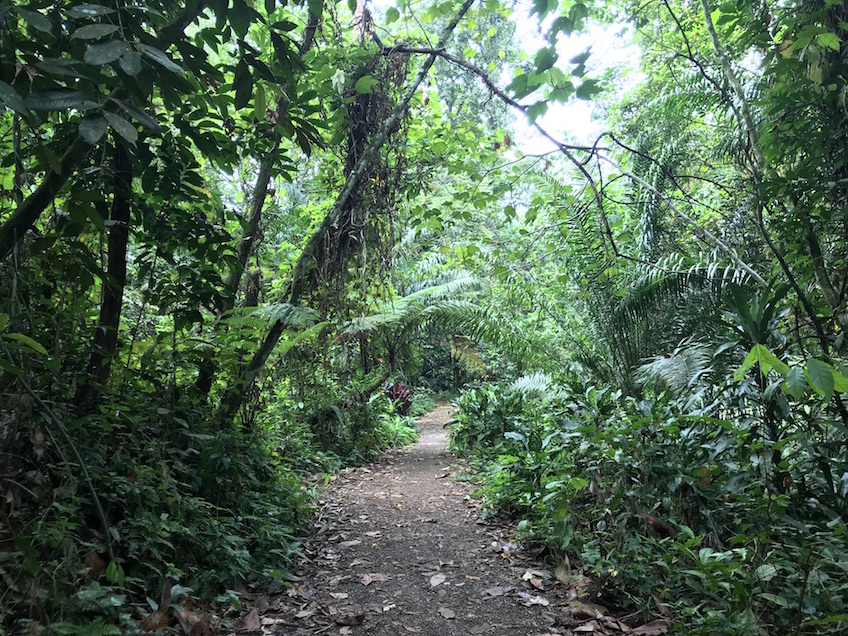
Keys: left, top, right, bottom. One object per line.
{"left": 206, "top": 403, "right": 663, "bottom": 636}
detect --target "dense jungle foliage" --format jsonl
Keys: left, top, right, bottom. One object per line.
{"left": 1, "top": 0, "right": 848, "bottom": 632}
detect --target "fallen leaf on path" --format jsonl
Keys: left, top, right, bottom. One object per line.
{"left": 365, "top": 531, "right": 381, "bottom": 537}
{"left": 403, "top": 625, "right": 422, "bottom": 633}
{"left": 567, "top": 600, "right": 607, "bottom": 620}
{"left": 465, "top": 575, "right": 481, "bottom": 580}
{"left": 340, "top": 627, "right": 353, "bottom": 635}
{"left": 517, "top": 592, "right": 549, "bottom": 606}
{"left": 339, "top": 540, "right": 361, "bottom": 547}
{"left": 430, "top": 573, "right": 446, "bottom": 587}
{"left": 554, "top": 560, "right": 572, "bottom": 584}
{"left": 138, "top": 610, "right": 168, "bottom": 633}
{"left": 469, "top": 626, "right": 488, "bottom": 635}
{"left": 574, "top": 621, "right": 598, "bottom": 632}
{"left": 295, "top": 609, "right": 315, "bottom": 619}
{"left": 484, "top": 586, "right": 510, "bottom": 597}
{"left": 329, "top": 592, "right": 349, "bottom": 599}
{"left": 529, "top": 577, "right": 544, "bottom": 589}
{"left": 632, "top": 619, "right": 671, "bottom": 634}
{"left": 335, "top": 613, "right": 365, "bottom": 626}
{"left": 234, "top": 607, "right": 261, "bottom": 631}
{"left": 360, "top": 573, "right": 390, "bottom": 586}
{"left": 349, "top": 558, "right": 370, "bottom": 567}
{"left": 436, "top": 472, "right": 450, "bottom": 478}
{"left": 438, "top": 607, "right": 456, "bottom": 619}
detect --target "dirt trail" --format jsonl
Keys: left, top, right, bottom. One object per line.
{"left": 231, "top": 403, "right": 638, "bottom": 635}
{"left": 248, "top": 402, "right": 565, "bottom": 636}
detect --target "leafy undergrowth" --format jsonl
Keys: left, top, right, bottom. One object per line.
{"left": 1, "top": 386, "right": 420, "bottom": 636}
{"left": 450, "top": 377, "right": 848, "bottom": 636}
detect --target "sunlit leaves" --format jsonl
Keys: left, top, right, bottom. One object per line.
{"left": 534, "top": 46, "right": 558, "bottom": 73}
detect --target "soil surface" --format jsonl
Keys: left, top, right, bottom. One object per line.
{"left": 213, "top": 403, "right": 666, "bottom": 636}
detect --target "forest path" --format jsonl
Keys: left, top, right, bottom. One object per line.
{"left": 242, "top": 401, "right": 591, "bottom": 635}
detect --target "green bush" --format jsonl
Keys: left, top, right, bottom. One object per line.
{"left": 452, "top": 377, "right": 848, "bottom": 635}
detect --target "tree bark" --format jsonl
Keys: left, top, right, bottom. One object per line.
{"left": 218, "top": 0, "right": 478, "bottom": 422}
{"left": 75, "top": 143, "right": 133, "bottom": 407}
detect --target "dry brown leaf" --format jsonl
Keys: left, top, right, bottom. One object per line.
{"left": 632, "top": 619, "right": 671, "bottom": 635}
{"left": 529, "top": 577, "right": 544, "bottom": 589}
{"left": 173, "top": 607, "right": 200, "bottom": 634}
{"left": 574, "top": 621, "right": 598, "bottom": 633}
{"left": 233, "top": 607, "right": 260, "bottom": 631}
{"left": 360, "top": 573, "right": 390, "bottom": 586}
{"left": 568, "top": 601, "right": 607, "bottom": 620}
{"left": 335, "top": 613, "right": 365, "bottom": 626}
{"left": 138, "top": 610, "right": 168, "bottom": 633}
{"left": 517, "top": 591, "right": 549, "bottom": 606}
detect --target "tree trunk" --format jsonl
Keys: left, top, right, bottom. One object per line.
{"left": 75, "top": 143, "right": 133, "bottom": 407}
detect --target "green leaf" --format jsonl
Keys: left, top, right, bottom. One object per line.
{"left": 105, "top": 561, "right": 125, "bottom": 585}
{"left": 24, "top": 89, "right": 86, "bottom": 111}
{"left": 551, "top": 16, "right": 573, "bottom": 36}
{"left": 79, "top": 116, "right": 108, "bottom": 144}
{"left": 119, "top": 51, "right": 143, "bottom": 76}
{"left": 0, "top": 81, "right": 30, "bottom": 118}
{"left": 759, "top": 592, "right": 790, "bottom": 607}
{"left": 103, "top": 111, "right": 138, "bottom": 145}
{"left": 386, "top": 7, "right": 400, "bottom": 22}
{"left": 254, "top": 84, "right": 266, "bottom": 121}
{"left": 139, "top": 44, "right": 185, "bottom": 75}
{"left": 233, "top": 60, "right": 254, "bottom": 109}
{"left": 84, "top": 40, "right": 127, "bottom": 65}
{"left": 66, "top": 4, "right": 118, "bottom": 18}
{"left": 806, "top": 358, "right": 834, "bottom": 401}
{"left": 817, "top": 32, "right": 841, "bottom": 50}
{"left": 308, "top": 0, "right": 324, "bottom": 18}
{"left": 16, "top": 8, "right": 53, "bottom": 33}
{"left": 782, "top": 366, "right": 806, "bottom": 399}
{"left": 111, "top": 99, "right": 161, "bottom": 133}
{"left": 72, "top": 23, "right": 120, "bottom": 39}
{"left": 534, "top": 46, "right": 558, "bottom": 73}
{"left": 3, "top": 333, "right": 49, "bottom": 355}
{"left": 0, "top": 313, "right": 8, "bottom": 331}
{"left": 833, "top": 368, "right": 848, "bottom": 393}
{"left": 733, "top": 344, "right": 788, "bottom": 381}
{"left": 576, "top": 79, "right": 601, "bottom": 99}
{"left": 526, "top": 101, "right": 548, "bottom": 124}
{"left": 355, "top": 75, "right": 379, "bottom": 94}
